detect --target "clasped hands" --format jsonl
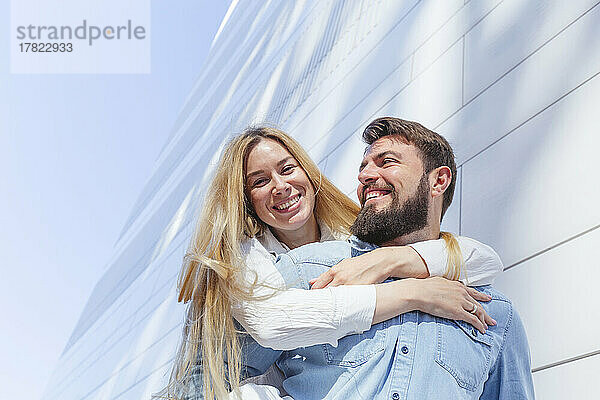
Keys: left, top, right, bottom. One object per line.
{"left": 309, "top": 246, "right": 496, "bottom": 334}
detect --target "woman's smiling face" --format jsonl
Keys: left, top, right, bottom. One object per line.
{"left": 245, "top": 138, "right": 316, "bottom": 236}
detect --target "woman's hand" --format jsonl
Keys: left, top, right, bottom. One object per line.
{"left": 406, "top": 277, "right": 496, "bottom": 333}
{"left": 310, "top": 246, "right": 429, "bottom": 289}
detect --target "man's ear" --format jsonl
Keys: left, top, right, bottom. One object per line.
{"left": 430, "top": 166, "right": 452, "bottom": 199}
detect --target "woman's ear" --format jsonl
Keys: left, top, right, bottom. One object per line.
{"left": 430, "top": 166, "right": 451, "bottom": 198}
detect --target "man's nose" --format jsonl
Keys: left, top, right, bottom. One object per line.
{"left": 358, "top": 163, "right": 379, "bottom": 185}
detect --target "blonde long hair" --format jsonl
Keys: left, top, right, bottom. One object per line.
{"left": 159, "top": 126, "right": 359, "bottom": 399}
{"left": 440, "top": 231, "right": 464, "bottom": 281}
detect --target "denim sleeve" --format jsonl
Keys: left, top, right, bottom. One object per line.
{"left": 183, "top": 326, "right": 284, "bottom": 399}
{"left": 480, "top": 307, "right": 535, "bottom": 399}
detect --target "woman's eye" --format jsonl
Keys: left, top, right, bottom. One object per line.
{"left": 252, "top": 178, "right": 268, "bottom": 187}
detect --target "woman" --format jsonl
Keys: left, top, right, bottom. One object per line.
{"left": 161, "top": 126, "right": 501, "bottom": 400}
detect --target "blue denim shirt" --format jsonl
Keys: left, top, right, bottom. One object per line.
{"left": 267, "top": 237, "right": 534, "bottom": 399}
{"left": 191, "top": 237, "right": 534, "bottom": 399}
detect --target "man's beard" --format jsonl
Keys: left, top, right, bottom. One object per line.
{"left": 351, "top": 174, "right": 430, "bottom": 245}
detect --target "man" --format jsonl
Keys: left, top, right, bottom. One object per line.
{"left": 259, "top": 117, "right": 534, "bottom": 399}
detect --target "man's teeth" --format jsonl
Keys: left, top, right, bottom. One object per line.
{"left": 274, "top": 196, "right": 300, "bottom": 210}
{"left": 366, "top": 191, "right": 387, "bottom": 200}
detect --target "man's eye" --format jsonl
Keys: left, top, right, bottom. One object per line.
{"left": 281, "top": 164, "right": 296, "bottom": 174}
{"left": 382, "top": 158, "right": 396, "bottom": 165}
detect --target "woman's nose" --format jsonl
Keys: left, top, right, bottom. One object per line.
{"left": 272, "top": 175, "right": 291, "bottom": 194}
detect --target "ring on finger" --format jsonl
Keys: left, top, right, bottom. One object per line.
{"left": 469, "top": 304, "right": 478, "bottom": 314}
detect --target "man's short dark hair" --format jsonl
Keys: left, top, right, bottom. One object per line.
{"left": 362, "top": 117, "right": 457, "bottom": 220}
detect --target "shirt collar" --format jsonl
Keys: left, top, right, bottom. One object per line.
{"left": 258, "top": 220, "right": 342, "bottom": 256}
{"left": 348, "top": 235, "right": 379, "bottom": 253}
{"left": 259, "top": 227, "right": 289, "bottom": 255}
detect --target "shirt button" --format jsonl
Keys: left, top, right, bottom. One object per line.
{"left": 392, "top": 392, "right": 400, "bottom": 400}
{"left": 401, "top": 345, "right": 409, "bottom": 354}
{"left": 471, "top": 328, "right": 478, "bottom": 337}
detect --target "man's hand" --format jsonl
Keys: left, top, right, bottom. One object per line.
{"left": 310, "top": 246, "right": 428, "bottom": 289}
{"left": 408, "top": 277, "right": 496, "bottom": 333}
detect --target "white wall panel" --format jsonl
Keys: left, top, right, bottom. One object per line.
{"left": 285, "top": 0, "right": 460, "bottom": 142}
{"left": 461, "top": 73, "right": 600, "bottom": 267}
{"left": 323, "top": 132, "right": 365, "bottom": 195}
{"left": 137, "top": 363, "right": 172, "bottom": 400}
{"left": 411, "top": 0, "right": 502, "bottom": 79}
{"left": 440, "top": 166, "right": 461, "bottom": 235}
{"left": 94, "top": 371, "right": 120, "bottom": 400}
{"left": 85, "top": 327, "right": 138, "bottom": 396}
{"left": 311, "top": 35, "right": 464, "bottom": 169}
{"left": 303, "top": 58, "right": 413, "bottom": 162}
{"left": 464, "top": 0, "right": 598, "bottom": 101}
{"left": 376, "top": 39, "right": 464, "bottom": 128}
{"left": 440, "top": 1, "right": 600, "bottom": 164}
{"left": 290, "top": 51, "right": 412, "bottom": 160}
{"left": 133, "top": 325, "right": 180, "bottom": 384}
{"left": 533, "top": 354, "right": 600, "bottom": 400}
{"left": 291, "top": 0, "right": 470, "bottom": 163}
{"left": 113, "top": 383, "right": 144, "bottom": 400}
{"left": 108, "top": 362, "right": 141, "bottom": 400}
{"left": 494, "top": 227, "right": 600, "bottom": 368}
{"left": 150, "top": 243, "right": 185, "bottom": 295}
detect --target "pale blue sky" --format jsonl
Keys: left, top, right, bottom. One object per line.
{"left": 0, "top": 1, "right": 230, "bottom": 398}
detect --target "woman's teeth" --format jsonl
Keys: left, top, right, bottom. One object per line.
{"left": 274, "top": 195, "right": 300, "bottom": 210}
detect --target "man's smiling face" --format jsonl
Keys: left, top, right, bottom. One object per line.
{"left": 351, "top": 136, "right": 431, "bottom": 244}
{"left": 356, "top": 136, "right": 425, "bottom": 209}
